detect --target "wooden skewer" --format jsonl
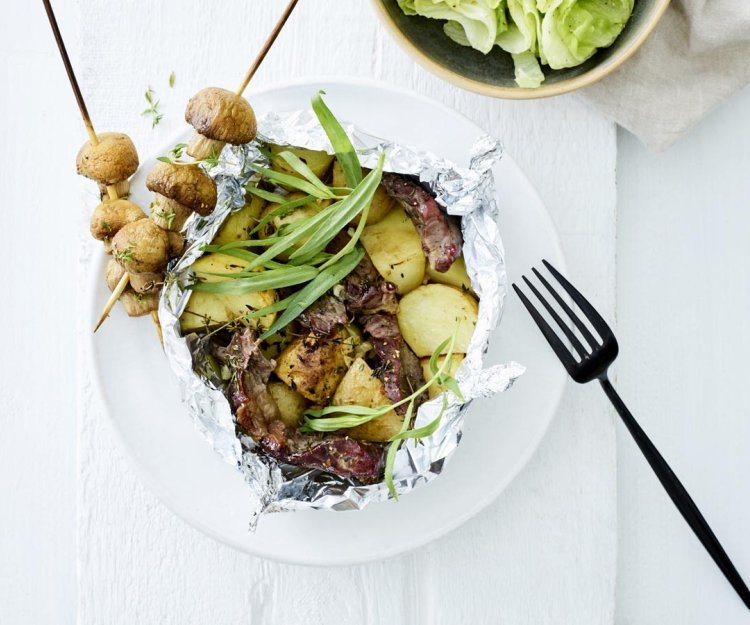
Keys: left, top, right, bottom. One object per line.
{"left": 94, "top": 272, "right": 129, "bottom": 332}
{"left": 235, "top": 0, "right": 300, "bottom": 97}
{"left": 42, "top": 0, "right": 119, "bottom": 201}
{"left": 151, "top": 311, "right": 164, "bottom": 346}
{"left": 43, "top": 0, "right": 162, "bottom": 338}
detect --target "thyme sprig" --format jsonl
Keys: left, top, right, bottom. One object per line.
{"left": 142, "top": 87, "right": 163, "bottom": 129}
{"left": 157, "top": 143, "right": 222, "bottom": 170}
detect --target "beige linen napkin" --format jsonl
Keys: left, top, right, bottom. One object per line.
{"left": 581, "top": 0, "right": 750, "bottom": 151}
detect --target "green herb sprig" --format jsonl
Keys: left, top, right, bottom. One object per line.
{"left": 142, "top": 87, "right": 163, "bottom": 129}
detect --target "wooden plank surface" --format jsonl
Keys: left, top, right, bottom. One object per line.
{"left": 0, "top": 1, "right": 618, "bottom": 623}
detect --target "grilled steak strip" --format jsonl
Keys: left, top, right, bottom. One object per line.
{"left": 361, "top": 313, "right": 426, "bottom": 414}
{"left": 217, "top": 328, "right": 384, "bottom": 483}
{"left": 341, "top": 251, "right": 399, "bottom": 316}
{"left": 380, "top": 172, "right": 462, "bottom": 273}
{"left": 298, "top": 295, "right": 348, "bottom": 338}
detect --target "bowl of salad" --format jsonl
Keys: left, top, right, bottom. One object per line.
{"left": 372, "top": 0, "right": 670, "bottom": 98}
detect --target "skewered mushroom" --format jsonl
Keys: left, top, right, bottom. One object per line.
{"left": 167, "top": 231, "right": 185, "bottom": 258}
{"left": 184, "top": 87, "right": 256, "bottom": 160}
{"left": 120, "top": 290, "right": 159, "bottom": 317}
{"left": 129, "top": 271, "right": 163, "bottom": 294}
{"left": 105, "top": 258, "right": 126, "bottom": 291}
{"left": 111, "top": 219, "right": 170, "bottom": 274}
{"left": 146, "top": 162, "right": 217, "bottom": 219}
{"left": 90, "top": 198, "right": 146, "bottom": 241}
{"left": 105, "top": 259, "right": 158, "bottom": 316}
{"left": 76, "top": 132, "right": 139, "bottom": 186}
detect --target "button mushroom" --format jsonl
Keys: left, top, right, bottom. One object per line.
{"left": 167, "top": 231, "right": 185, "bottom": 258}
{"left": 146, "top": 162, "right": 217, "bottom": 221}
{"left": 129, "top": 271, "right": 163, "bottom": 294}
{"left": 90, "top": 198, "right": 146, "bottom": 241}
{"left": 76, "top": 132, "right": 139, "bottom": 186}
{"left": 111, "top": 218, "right": 170, "bottom": 274}
{"left": 184, "top": 87, "right": 256, "bottom": 160}
{"left": 105, "top": 258, "right": 126, "bottom": 291}
{"left": 120, "top": 290, "right": 159, "bottom": 317}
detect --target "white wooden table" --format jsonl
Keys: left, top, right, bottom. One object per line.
{"left": 1, "top": 1, "right": 748, "bottom": 623}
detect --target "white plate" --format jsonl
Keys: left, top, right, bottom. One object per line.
{"left": 87, "top": 78, "right": 566, "bottom": 566}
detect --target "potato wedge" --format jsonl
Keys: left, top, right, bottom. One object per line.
{"left": 275, "top": 331, "right": 355, "bottom": 403}
{"left": 397, "top": 284, "right": 478, "bottom": 357}
{"left": 212, "top": 194, "right": 265, "bottom": 245}
{"left": 361, "top": 208, "right": 425, "bottom": 294}
{"left": 333, "top": 358, "right": 402, "bottom": 442}
{"left": 267, "top": 382, "right": 308, "bottom": 428}
{"left": 426, "top": 254, "right": 472, "bottom": 293}
{"left": 269, "top": 144, "right": 334, "bottom": 188}
{"left": 420, "top": 354, "right": 465, "bottom": 400}
{"left": 179, "top": 253, "right": 277, "bottom": 333}
{"left": 332, "top": 161, "right": 396, "bottom": 226}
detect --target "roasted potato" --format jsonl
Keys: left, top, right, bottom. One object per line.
{"left": 333, "top": 358, "right": 402, "bottom": 442}
{"left": 360, "top": 208, "right": 425, "bottom": 294}
{"left": 331, "top": 161, "right": 396, "bottom": 226}
{"left": 420, "top": 354, "right": 465, "bottom": 400}
{"left": 275, "top": 331, "right": 355, "bottom": 403}
{"left": 397, "top": 284, "right": 478, "bottom": 357}
{"left": 179, "top": 253, "right": 277, "bottom": 333}
{"left": 269, "top": 144, "right": 334, "bottom": 187}
{"left": 212, "top": 194, "right": 265, "bottom": 245}
{"left": 426, "top": 254, "right": 472, "bottom": 293}
{"left": 267, "top": 382, "right": 308, "bottom": 428}
{"left": 261, "top": 326, "right": 296, "bottom": 361}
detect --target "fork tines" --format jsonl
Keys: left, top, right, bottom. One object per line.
{"left": 513, "top": 260, "right": 618, "bottom": 382}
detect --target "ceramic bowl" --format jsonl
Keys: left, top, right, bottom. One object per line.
{"left": 372, "top": 0, "right": 671, "bottom": 99}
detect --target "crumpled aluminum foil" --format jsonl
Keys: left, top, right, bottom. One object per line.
{"left": 159, "top": 109, "right": 525, "bottom": 528}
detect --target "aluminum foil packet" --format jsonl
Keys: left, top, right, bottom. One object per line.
{"left": 160, "top": 109, "right": 525, "bottom": 528}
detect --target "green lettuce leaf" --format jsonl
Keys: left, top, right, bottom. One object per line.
{"left": 512, "top": 50, "right": 545, "bottom": 88}
{"left": 401, "top": 0, "right": 506, "bottom": 54}
{"left": 540, "top": 0, "right": 634, "bottom": 69}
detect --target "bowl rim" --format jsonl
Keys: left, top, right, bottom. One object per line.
{"left": 370, "top": 0, "right": 672, "bottom": 99}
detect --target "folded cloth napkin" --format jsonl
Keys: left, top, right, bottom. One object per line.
{"left": 580, "top": 0, "right": 750, "bottom": 151}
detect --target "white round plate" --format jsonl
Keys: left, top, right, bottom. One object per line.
{"left": 88, "top": 78, "right": 566, "bottom": 566}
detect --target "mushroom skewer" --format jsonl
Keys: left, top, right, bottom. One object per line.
{"left": 95, "top": 0, "right": 300, "bottom": 330}
{"left": 185, "top": 0, "right": 299, "bottom": 159}
{"left": 43, "top": 0, "right": 163, "bottom": 336}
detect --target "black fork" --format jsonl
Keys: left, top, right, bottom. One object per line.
{"left": 514, "top": 260, "right": 750, "bottom": 610}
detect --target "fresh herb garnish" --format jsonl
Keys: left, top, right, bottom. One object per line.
{"left": 115, "top": 248, "right": 133, "bottom": 263}
{"left": 312, "top": 91, "right": 363, "bottom": 187}
{"left": 157, "top": 144, "right": 222, "bottom": 169}
{"left": 142, "top": 87, "right": 163, "bottom": 129}
{"left": 152, "top": 207, "right": 176, "bottom": 229}
{"left": 169, "top": 71, "right": 175, "bottom": 88}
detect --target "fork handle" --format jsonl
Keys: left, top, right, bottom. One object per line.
{"left": 600, "top": 376, "right": 750, "bottom": 609}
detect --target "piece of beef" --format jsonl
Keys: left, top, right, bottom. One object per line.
{"left": 298, "top": 295, "right": 348, "bottom": 337}
{"left": 361, "top": 313, "right": 427, "bottom": 414}
{"left": 380, "top": 172, "right": 462, "bottom": 273}
{"left": 341, "top": 251, "right": 399, "bottom": 315}
{"left": 217, "top": 328, "right": 384, "bottom": 483}
{"left": 214, "top": 328, "right": 279, "bottom": 440}
{"left": 277, "top": 436, "right": 384, "bottom": 482}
